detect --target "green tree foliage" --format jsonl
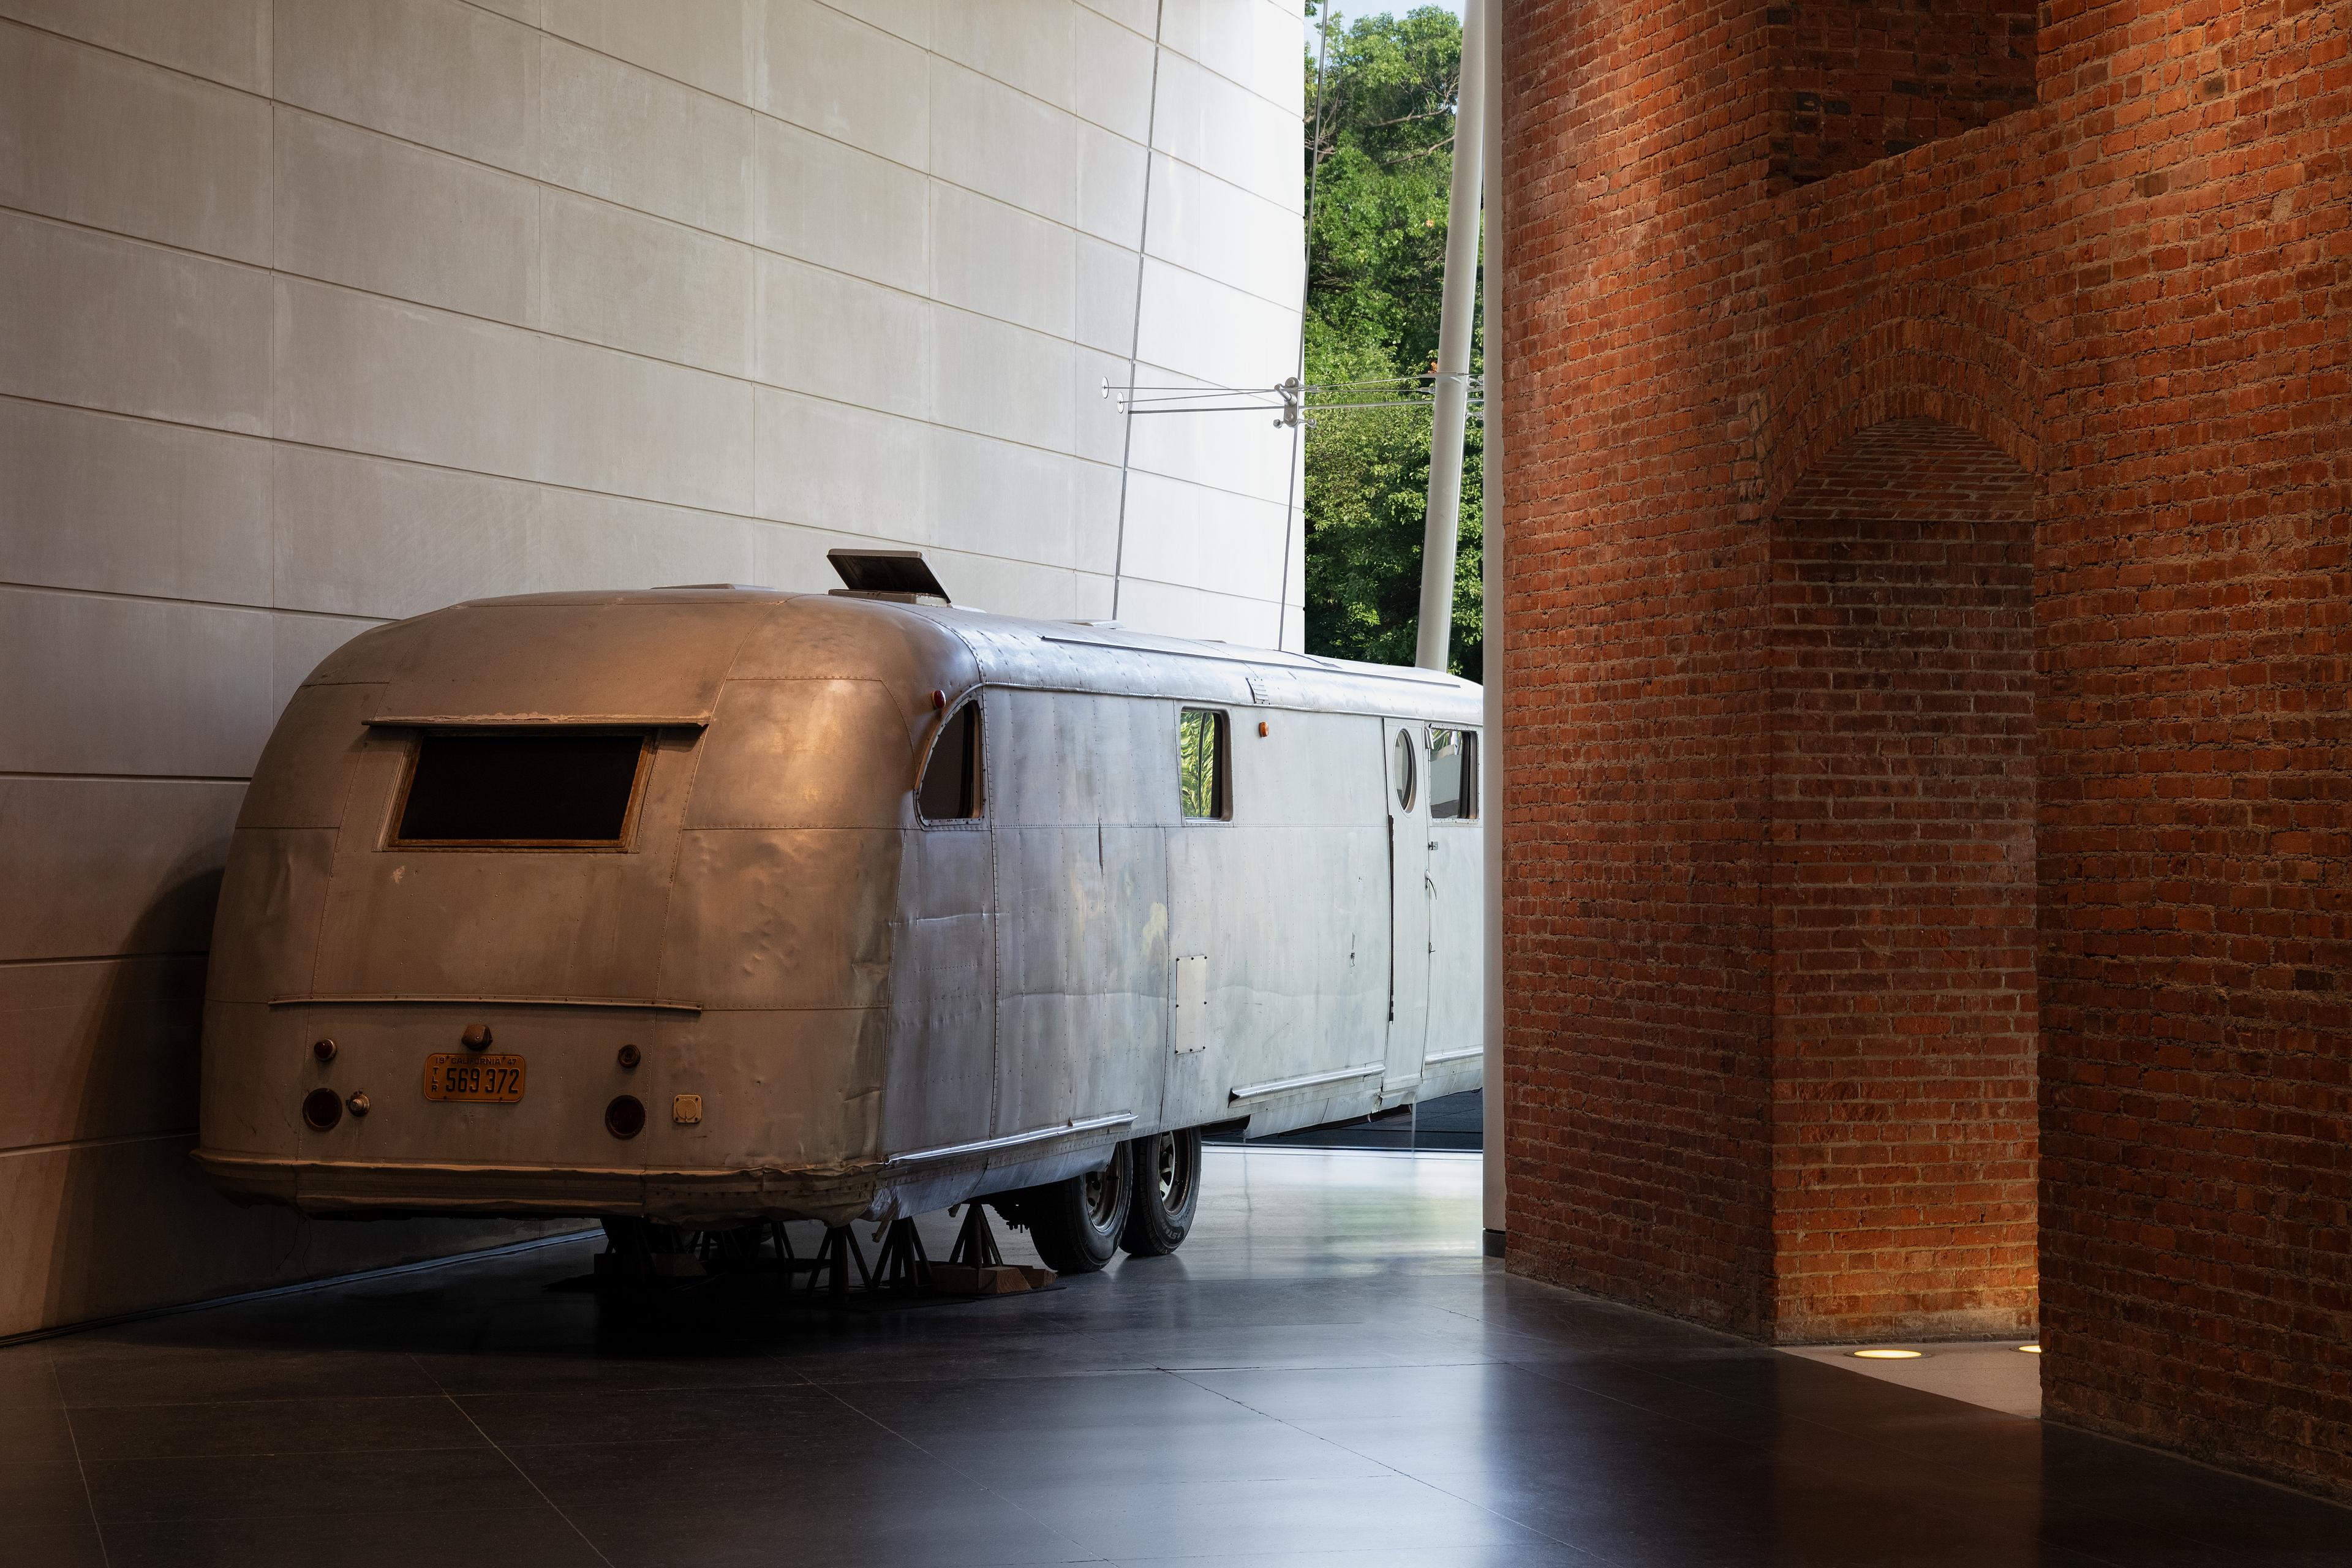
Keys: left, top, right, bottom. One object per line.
{"left": 1301, "top": 6, "right": 1482, "bottom": 681}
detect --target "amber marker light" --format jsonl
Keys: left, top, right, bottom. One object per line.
{"left": 1853, "top": 1349, "right": 1923, "bottom": 1360}
{"left": 605, "top": 1095, "right": 646, "bottom": 1139}
{"left": 2017, "top": 1344, "right": 2043, "bottom": 1354}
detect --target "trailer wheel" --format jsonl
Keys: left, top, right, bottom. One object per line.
{"left": 1011, "top": 1142, "right": 1134, "bottom": 1275}
{"left": 1120, "top": 1128, "right": 1202, "bottom": 1256}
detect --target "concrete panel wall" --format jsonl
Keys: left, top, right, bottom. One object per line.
{"left": 0, "top": 0, "right": 1303, "bottom": 1336}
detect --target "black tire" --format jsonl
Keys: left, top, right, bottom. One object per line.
{"left": 1120, "top": 1128, "right": 1203, "bottom": 1256}
{"left": 1007, "top": 1142, "right": 1133, "bottom": 1275}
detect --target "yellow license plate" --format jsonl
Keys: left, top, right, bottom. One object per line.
{"left": 423, "top": 1052, "right": 527, "bottom": 1103}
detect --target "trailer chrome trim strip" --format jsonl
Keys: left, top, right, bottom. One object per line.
{"left": 1423, "top": 1047, "right": 1482, "bottom": 1067}
{"left": 270, "top": 993, "right": 704, "bottom": 1013}
{"left": 884, "top": 1113, "right": 1137, "bottom": 1167}
{"left": 1041, "top": 634, "right": 1460, "bottom": 688}
{"left": 1229, "top": 1061, "right": 1386, "bottom": 1105}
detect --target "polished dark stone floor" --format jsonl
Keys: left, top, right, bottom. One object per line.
{"left": 3, "top": 1147, "right": 2347, "bottom": 1567}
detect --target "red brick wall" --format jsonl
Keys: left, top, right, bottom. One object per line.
{"left": 1498, "top": 0, "right": 2352, "bottom": 1498}
{"left": 1769, "top": 420, "right": 2040, "bottom": 1342}
{"left": 1498, "top": 0, "right": 1781, "bottom": 1335}
{"left": 1769, "top": 1, "right": 2038, "bottom": 190}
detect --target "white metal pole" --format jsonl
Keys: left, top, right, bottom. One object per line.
{"left": 1477, "top": 0, "right": 1506, "bottom": 1251}
{"left": 1412, "top": 0, "right": 1487, "bottom": 673}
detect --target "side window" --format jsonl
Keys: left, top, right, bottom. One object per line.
{"left": 1178, "top": 708, "right": 1230, "bottom": 821}
{"left": 1427, "top": 727, "right": 1478, "bottom": 820}
{"left": 1391, "top": 727, "right": 1417, "bottom": 812}
{"left": 919, "top": 700, "right": 983, "bottom": 821}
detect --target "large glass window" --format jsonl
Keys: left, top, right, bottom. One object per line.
{"left": 1428, "top": 728, "right": 1478, "bottom": 820}
{"left": 1178, "top": 709, "right": 1229, "bottom": 820}
{"left": 392, "top": 730, "right": 650, "bottom": 847}
{"left": 919, "top": 701, "right": 984, "bottom": 821}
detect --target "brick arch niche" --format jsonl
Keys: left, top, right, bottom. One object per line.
{"left": 1767, "top": 417, "right": 2038, "bottom": 1343}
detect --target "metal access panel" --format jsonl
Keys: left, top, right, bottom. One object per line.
{"left": 1173, "top": 956, "right": 1208, "bottom": 1054}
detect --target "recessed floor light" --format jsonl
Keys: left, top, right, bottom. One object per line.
{"left": 2016, "top": 1343, "right": 2042, "bottom": 1354}
{"left": 1853, "top": 1348, "right": 1923, "bottom": 1360}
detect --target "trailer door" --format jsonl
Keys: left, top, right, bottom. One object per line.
{"left": 1382, "top": 718, "right": 1430, "bottom": 1090}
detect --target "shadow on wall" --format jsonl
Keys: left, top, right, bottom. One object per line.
{"left": 21, "top": 842, "right": 569, "bottom": 1338}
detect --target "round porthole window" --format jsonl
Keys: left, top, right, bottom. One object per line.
{"left": 1392, "top": 729, "right": 1417, "bottom": 811}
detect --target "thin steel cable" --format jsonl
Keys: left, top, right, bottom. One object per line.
{"left": 1109, "top": 0, "right": 1169, "bottom": 624}
{"left": 1276, "top": 4, "right": 1336, "bottom": 652}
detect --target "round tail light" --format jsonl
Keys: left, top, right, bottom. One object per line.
{"left": 605, "top": 1095, "right": 646, "bottom": 1139}
{"left": 303, "top": 1088, "right": 344, "bottom": 1130}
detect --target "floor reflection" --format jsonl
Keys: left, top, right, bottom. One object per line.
{"left": 0, "top": 1146, "right": 2345, "bottom": 1567}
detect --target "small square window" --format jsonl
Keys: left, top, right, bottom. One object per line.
{"left": 1428, "top": 727, "right": 1477, "bottom": 820}
{"left": 1178, "top": 708, "right": 1230, "bottom": 821}
{"left": 919, "top": 700, "right": 983, "bottom": 821}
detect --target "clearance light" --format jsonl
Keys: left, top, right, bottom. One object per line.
{"left": 1853, "top": 1349, "right": 1923, "bottom": 1360}
{"left": 2017, "top": 1344, "right": 2043, "bottom": 1354}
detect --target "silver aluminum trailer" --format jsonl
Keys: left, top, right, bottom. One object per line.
{"left": 195, "top": 578, "right": 1483, "bottom": 1270}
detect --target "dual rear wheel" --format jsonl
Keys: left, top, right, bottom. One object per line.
{"left": 1000, "top": 1126, "right": 1202, "bottom": 1275}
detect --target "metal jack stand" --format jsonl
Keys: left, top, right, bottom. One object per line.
{"left": 948, "top": 1204, "right": 1005, "bottom": 1270}
{"left": 809, "top": 1224, "right": 870, "bottom": 1303}
{"left": 871, "top": 1218, "right": 932, "bottom": 1294}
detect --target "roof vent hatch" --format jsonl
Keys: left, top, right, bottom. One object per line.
{"left": 827, "top": 549, "right": 952, "bottom": 606}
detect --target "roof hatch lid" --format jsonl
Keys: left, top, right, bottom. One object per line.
{"left": 827, "top": 549, "right": 951, "bottom": 606}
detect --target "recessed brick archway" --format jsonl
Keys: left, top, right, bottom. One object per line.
{"left": 1767, "top": 416, "right": 2038, "bottom": 1343}
{"left": 1496, "top": 0, "right": 2351, "bottom": 1499}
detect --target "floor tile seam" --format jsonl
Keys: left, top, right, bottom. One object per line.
{"left": 1588, "top": 1354, "right": 2091, "bottom": 1501}
{"left": 78, "top": 1501, "right": 599, "bottom": 1531}
{"left": 78, "top": 1440, "right": 500, "bottom": 1465}
{"left": 56, "top": 1390, "right": 497, "bottom": 1412}
{"left": 50, "top": 1358, "right": 115, "bottom": 1568}
{"left": 2036, "top": 1415, "right": 2352, "bottom": 1526}
{"left": 1508, "top": 1352, "right": 2064, "bottom": 1503}
{"left": 804, "top": 1374, "right": 1125, "bottom": 1564}
{"left": 1159, "top": 1368, "right": 1611, "bottom": 1562}
{"left": 1504, "top": 1357, "right": 2165, "bottom": 1568}
{"left": 411, "top": 1352, "right": 620, "bottom": 1568}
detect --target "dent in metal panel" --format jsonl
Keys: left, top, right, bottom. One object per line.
{"left": 375, "top": 600, "right": 764, "bottom": 722}
{"left": 236, "top": 680, "right": 379, "bottom": 831}
{"left": 882, "top": 826, "right": 993, "bottom": 1158}
{"left": 726, "top": 592, "right": 979, "bottom": 720}
{"left": 309, "top": 729, "right": 697, "bottom": 1005}
{"left": 1162, "top": 822, "right": 1386, "bottom": 1135}
{"left": 685, "top": 678, "right": 913, "bottom": 829}
{"left": 204, "top": 827, "right": 339, "bottom": 1004}
{"left": 1232, "top": 708, "right": 1387, "bottom": 827}
{"left": 658, "top": 828, "right": 900, "bottom": 1011}
{"left": 298, "top": 614, "right": 421, "bottom": 687}
{"left": 992, "top": 821, "right": 1168, "bottom": 1140}
{"left": 991, "top": 685, "right": 1172, "bottom": 828}
{"left": 197, "top": 1000, "right": 301, "bottom": 1156}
